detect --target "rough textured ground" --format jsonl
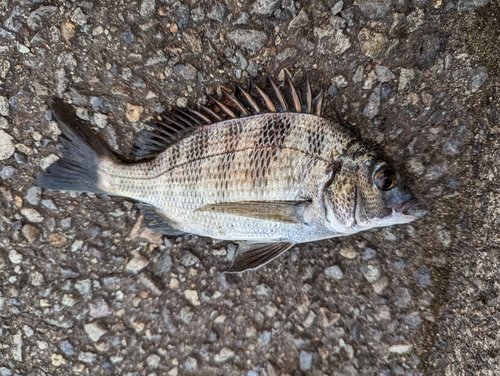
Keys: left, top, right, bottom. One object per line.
{"left": 0, "top": 0, "right": 499, "bottom": 375}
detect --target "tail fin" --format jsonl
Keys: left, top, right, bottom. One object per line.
{"left": 35, "top": 99, "right": 116, "bottom": 193}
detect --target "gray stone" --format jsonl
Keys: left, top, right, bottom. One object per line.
{"left": 314, "top": 27, "right": 351, "bottom": 55}
{"left": 414, "top": 266, "right": 431, "bottom": 287}
{"left": 140, "top": 0, "right": 156, "bottom": 18}
{"left": 418, "top": 35, "right": 442, "bottom": 66}
{"left": 358, "top": 0, "right": 391, "bottom": 19}
{"left": 4, "top": 6, "right": 24, "bottom": 33}
{"left": 358, "top": 28, "right": 387, "bottom": 58}
{"left": 174, "top": 64, "right": 197, "bottom": 81}
{"left": 259, "top": 330, "right": 271, "bottom": 346}
{"left": 84, "top": 322, "right": 107, "bottom": 342}
{"left": 398, "top": 68, "right": 416, "bottom": 92}
{"left": 207, "top": 2, "right": 226, "bottom": 22}
{"left": 25, "top": 187, "right": 41, "bottom": 205}
{"left": 362, "top": 84, "right": 381, "bottom": 120}
{"left": 394, "top": 287, "right": 411, "bottom": 307}
{"left": 214, "top": 348, "right": 235, "bottom": 363}
{"left": 251, "top": 0, "right": 281, "bottom": 17}
{"left": 78, "top": 351, "right": 97, "bottom": 363}
{"left": 469, "top": 66, "right": 488, "bottom": 93}
{"left": 0, "top": 116, "right": 8, "bottom": 129}
{"left": 332, "top": 1, "right": 344, "bottom": 15}
{"left": 174, "top": 4, "right": 190, "bottom": 30}
{"left": 329, "top": 16, "right": 347, "bottom": 29}
{"left": 0, "top": 368, "right": 11, "bottom": 376}
{"left": 353, "top": 65, "right": 364, "bottom": 83}
{"left": 0, "top": 96, "right": 9, "bottom": 116}
{"left": 457, "top": 0, "right": 490, "bottom": 11}
{"left": 153, "top": 251, "right": 172, "bottom": 276}
{"left": 71, "top": 8, "right": 88, "bottom": 26}
{"left": 27, "top": 6, "right": 58, "bottom": 30}
{"left": 324, "top": 265, "right": 344, "bottom": 280}
{"left": 404, "top": 312, "right": 422, "bottom": 328}
{"left": 299, "top": 351, "right": 313, "bottom": 371}
{"left": 147, "top": 353, "right": 161, "bottom": 369}
{"left": 233, "top": 12, "right": 250, "bottom": 25}
{"left": 0, "top": 166, "right": 17, "bottom": 179}
{"left": 227, "top": 29, "right": 268, "bottom": 54}
{"left": 362, "top": 247, "right": 377, "bottom": 260}
{"left": 22, "top": 225, "right": 40, "bottom": 243}
{"left": 360, "top": 264, "right": 381, "bottom": 283}
{"left": 375, "top": 65, "right": 396, "bottom": 82}
{"left": 60, "top": 340, "right": 74, "bottom": 356}
{"left": 442, "top": 125, "right": 467, "bottom": 156}
{"left": 21, "top": 208, "right": 44, "bottom": 223}
{"left": 184, "top": 356, "right": 198, "bottom": 371}
{"left": 288, "top": 9, "right": 309, "bottom": 30}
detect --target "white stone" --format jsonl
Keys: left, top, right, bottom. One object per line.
{"left": 9, "top": 250, "right": 22, "bottom": 264}
{"left": 214, "top": 348, "right": 235, "bottom": 363}
{"left": 21, "top": 208, "right": 44, "bottom": 223}
{"left": 0, "top": 130, "right": 14, "bottom": 160}
{"left": 388, "top": 344, "right": 413, "bottom": 353}
{"left": 126, "top": 253, "right": 149, "bottom": 271}
{"left": 184, "top": 289, "right": 201, "bottom": 306}
{"left": 84, "top": 322, "right": 107, "bottom": 342}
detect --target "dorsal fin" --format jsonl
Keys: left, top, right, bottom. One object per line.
{"left": 128, "top": 71, "right": 325, "bottom": 159}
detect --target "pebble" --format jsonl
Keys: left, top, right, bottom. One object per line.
{"left": 414, "top": 266, "right": 431, "bottom": 287}
{"left": 394, "top": 287, "right": 411, "bottom": 307}
{"left": 207, "top": 2, "right": 226, "bottom": 22}
{"left": 147, "top": 353, "right": 161, "bottom": 369}
{"left": 71, "top": 7, "right": 87, "bottom": 26}
{"left": 174, "top": 4, "right": 190, "bottom": 30}
{"left": 331, "top": 75, "right": 348, "bottom": 88}
{"left": 0, "top": 368, "right": 11, "bottom": 376}
{"left": 84, "top": 322, "right": 107, "bottom": 342}
{"left": 21, "top": 208, "right": 44, "bottom": 223}
{"left": 362, "top": 84, "right": 381, "bottom": 119}
{"left": 184, "top": 356, "right": 198, "bottom": 371}
{"left": 0, "top": 166, "right": 17, "bottom": 179}
{"left": 180, "top": 306, "right": 194, "bottom": 323}
{"left": 0, "top": 116, "right": 8, "bottom": 129}
{"left": 398, "top": 68, "right": 416, "bottom": 92}
{"left": 51, "top": 353, "right": 66, "bottom": 367}
{"left": 303, "top": 310, "right": 317, "bottom": 328}
{"left": 388, "top": 344, "right": 413, "bottom": 354}
{"left": 233, "top": 12, "right": 250, "bottom": 25}
{"left": 22, "top": 225, "right": 40, "bottom": 243}
{"left": 331, "top": 1, "right": 344, "bottom": 15}
{"left": 0, "top": 59, "right": 10, "bottom": 80}
{"left": 11, "top": 331, "right": 22, "bottom": 361}
{"left": 126, "top": 253, "right": 149, "bottom": 271}
{"left": 226, "top": 30, "right": 268, "bottom": 54}
{"left": 125, "top": 103, "right": 143, "bottom": 123}
{"left": 60, "top": 340, "right": 74, "bottom": 356}
{"left": 340, "top": 247, "right": 358, "bottom": 259}
{"left": 41, "top": 199, "right": 58, "bottom": 210}
{"left": 259, "top": 330, "right": 271, "bottom": 346}
{"left": 251, "top": 0, "right": 281, "bottom": 16}
{"left": 288, "top": 9, "right": 309, "bottom": 30}
{"left": 442, "top": 124, "right": 466, "bottom": 155}
{"left": 324, "top": 265, "right": 344, "bottom": 280}
{"left": 78, "top": 352, "right": 97, "bottom": 363}
{"left": 184, "top": 289, "right": 201, "bottom": 306}
{"left": 358, "top": 28, "right": 387, "bottom": 58}
{"left": 300, "top": 351, "right": 313, "bottom": 371}
{"left": 314, "top": 27, "right": 351, "bottom": 55}
{"left": 469, "top": 66, "right": 488, "bottom": 93}
{"left": 360, "top": 264, "right": 381, "bottom": 283}
{"left": 25, "top": 187, "right": 41, "bottom": 205}
{"left": 174, "top": 64, "right": 197, "bottom": 80}
{"left": 375, "top": 65, "right": 396, "bottom": 82}
{"left": 140, "top": 0, "right": 156, "bottom": 18}
{"left": 214, "top": 348, "right": 235, "bottom": 363}
{"left": 9, "top": 250, "right": 22, "bottom": 264}
{"left": 40, "top": 154, "right": 59, "bottom": 170}
{"left": 457, "top": 0, "right": 491, "bottom": 11}
{"left": 27, "top": 6, "right": 58, "bottom": 30}
{"left": 404, "top": 312, "right": 422, "bottom": 328}
{"left": 362, "top": 247, "right": 377, "bottom": 260}
{"left": 0, "top": 130, "right": 14, "bottom": 160}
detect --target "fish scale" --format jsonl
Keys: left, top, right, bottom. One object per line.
{"left": 36, "top": 72, "right": 417, "bottom": 272}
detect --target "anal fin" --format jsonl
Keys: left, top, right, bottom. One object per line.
{"left": 226, "top": 241, "right": 295, "bottom": 273}
{"left": 136, "top": 203, "right": 186, "bottom": 236}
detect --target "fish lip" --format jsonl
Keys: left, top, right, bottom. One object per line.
{"left": 391, "top": 198, "right": 419, "bottom": 214}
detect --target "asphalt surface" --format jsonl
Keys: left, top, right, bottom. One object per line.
{"left": 0, "top": 0, "right": 499, "bottom": 375}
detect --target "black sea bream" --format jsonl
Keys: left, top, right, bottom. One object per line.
{"left": 36, "top": 72, "right": 417, "bottom": 272}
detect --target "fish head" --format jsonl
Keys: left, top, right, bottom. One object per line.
{"left": 353, "top": 159, "right": 418, "bottom": 229}
{"left": 323, "top": 158, "right": 418, "bottom": 233}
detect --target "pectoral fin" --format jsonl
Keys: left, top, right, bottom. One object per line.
{"left": 226, "top": 241, "right": 295, "bottom": 273}
{"left": 136, "top": 203, "right": 186, "bottom": 236}
{"left": 197, "top": 200, "right": 311, "bottom": 224}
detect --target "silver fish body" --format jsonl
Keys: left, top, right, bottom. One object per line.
{"left": 36, "top": 74, "right": 417, "bottom": 272}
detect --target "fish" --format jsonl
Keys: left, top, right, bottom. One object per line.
{"left": 36, "top": 71, "right": 418, "bottom": 272}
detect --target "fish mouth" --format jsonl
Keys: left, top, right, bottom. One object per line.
{"left": 391, "top": 198, "right": 419, "bottom": 214}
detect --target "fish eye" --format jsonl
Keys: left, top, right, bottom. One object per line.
{"left": 374, "top": 168, "right": 398, "bottom": 191}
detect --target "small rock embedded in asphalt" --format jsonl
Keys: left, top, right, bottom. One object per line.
{"left": 125, "top": 103, "right": 144, "bottom": 123}
{"left": 251, "top": 0, "right": 281, "bottom": 16}
{"left": 300, "top": 350, "right": 313, "bottom": 371}
{"left": 469, "top": 66, "right": 488, "bottom": 93}
{"left": 140, "top": 0, "right": 156, "bottom": 18}
{"left": 184, "top": 289, "right": 201, "bottom": 306}
{"left": 358, "top": 28, "right": 387, "bottom": 58}
{"left": 398, "top": 68, "right": 416, "bottom": 92}
{"left": 362, "top": 84, "right": 381, "bottom": 119}
{"left": 0, "top": 130, "right": 14, "bottom": 161}
{"left": 388, "top": 344, "right": 413, "bottom": 354}
{"left": 288, "top": 9, "right": 309, "bottom": 30}
{"left": 174, "top": 64, "right": 197, "bottom": 80}
{"left": 184, "top": 356, "right": 198, "bottom": 371}
{"left": 147, "top": 353, "right": 161, "bottom": 369}
{"left": 0, "top": 166, "right": 17, "bottom": 179}
{"left": 331, "top": 1, "right": 344, "bottom": 15}
{"left": 226, "top": 29, "right": 268, "bottom": 54}
{"left": 22, "top": 225, "right": 40, "bottom": 243}
{"left": 360, "top": 264, "right": 381, "bottom": 283}
{"left": 126, "top": 253, "right": 149, "bottom": 271}
{"left": 442, "top": 124, "right": 467, "bottom": 156}
{"left": 21, "top": 208, "right": 44, "bottom": 223}
{"left": 375, "top": 65, "right": 396, "bottom": 82}
{"left": 214, "top": 348, "right": 235, "bottom": 363}
{"left": 27, "top": 6, "right": 58, "bottom": 30}
{"left": 414, "top": 266, "right": 431, "bottom": 287}
{"left": 174, "top": 4, "right": 190, "bottom": 30}
{"left": 9, "top": 250, "right": 23, "bottom": 264}
{"left": 324, "top": 265, "right": 344, "bottom": 280}
{"left": 25, "top": 186, "right": 41, "bottom": 205}
{"left": 84, "top": 322, "right": 107, "bottom": 342}
{"left": 207, "top": 2, "right": 226, "bottom": 22}
{"left": 0, "top": 96, "right": 9, "bottom": 116}
{"left": 457, "top": 0, "right": 491, "bottom": 11}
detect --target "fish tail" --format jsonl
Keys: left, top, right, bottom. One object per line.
{"left": 35, "top": 99, "right": 116, "bottom": 194}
